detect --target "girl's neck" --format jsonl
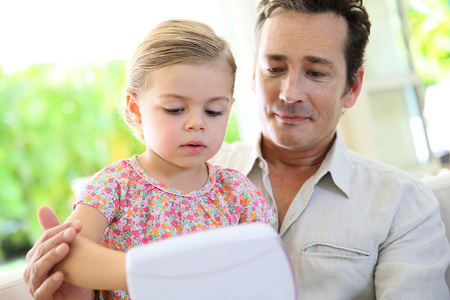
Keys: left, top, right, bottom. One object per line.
{"left": 136, "top": 151, "right": 209, "bottom": 192}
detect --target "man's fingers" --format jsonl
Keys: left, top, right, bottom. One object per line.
{"left": 33, "top": 271, "right": 64, "bottom": 300}
{"left": 37, "top": 205, "right": 61, "bottom": 230}
{"left": 24, "top": 243, "right": 69, "bottom": 297}
{"left": 26, "top": 222, "right": 81, "bottom": 264}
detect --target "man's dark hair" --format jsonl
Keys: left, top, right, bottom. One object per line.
{"left": 256, "top": 0, "right": 371, "bottom": 91}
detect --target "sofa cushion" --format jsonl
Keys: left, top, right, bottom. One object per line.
{"left": 421, "top": 171, "right": 450, "bottom": 290}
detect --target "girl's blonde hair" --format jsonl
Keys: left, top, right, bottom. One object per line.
{"left": 123, "top": 19, "right": 237, "bottom": 141}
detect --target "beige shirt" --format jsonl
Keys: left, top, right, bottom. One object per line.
{"left": 209, "top": 133, "right": 450, "bottom": 299}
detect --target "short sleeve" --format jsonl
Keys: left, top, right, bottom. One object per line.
{"left": 75, "top": 162, "right": 130, "bottom": 224}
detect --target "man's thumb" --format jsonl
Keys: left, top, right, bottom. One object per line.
{"left": 37, "top": 205, "right": 61, "bottom": 230}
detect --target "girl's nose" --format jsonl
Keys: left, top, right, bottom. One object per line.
{"left": 185, "top": 112, "right": 206, "bottom": 131}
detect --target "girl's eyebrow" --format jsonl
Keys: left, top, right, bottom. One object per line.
{"left": 159, "top": 94, "right": 231, "bottom": 103}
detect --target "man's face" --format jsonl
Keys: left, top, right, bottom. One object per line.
{"left": 253, "top": 10, "right": 363, "bottom": 152}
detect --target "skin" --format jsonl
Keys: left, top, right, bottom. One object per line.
{"left": 253, "top": 10, "right": 364, "bottom": 226}
{"left": 24, "top": 61, "right": 234, "bottom": 298}
{"left": 24, "top": 9, "right": 364, "bottom": 298}
{"left": 128, "top": 62, "right": 234, "bottom": 191}
{"left": 23, "top": 206, "right": 93, "bottom": 299}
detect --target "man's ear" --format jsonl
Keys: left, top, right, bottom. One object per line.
{"left": 344, "top": 66, "right": 364, "bottom": 109}
{"left": 126, "top": 92, "right": 142, "bottom": 125}
{"left": 251, "top": 62, "right": 256, "bottom": 93}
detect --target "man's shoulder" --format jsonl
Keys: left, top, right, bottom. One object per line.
{"left": 209, "top": 141, "right": 256, "bottom": 174}
{"left": 346, "top": 149, "right": 424, "bottom": 189}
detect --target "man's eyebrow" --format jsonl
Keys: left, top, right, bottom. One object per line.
{"left": 265, "top": 54, "right": 287, "bottom": 61}
{"left": 304, "top": 55, "right": 334, "bottom": 67}
{"left": 264, "top": 54, "right": 335, "bottom": 68}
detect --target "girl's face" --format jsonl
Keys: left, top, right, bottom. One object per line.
{"left": 128, "top": 62, "right": 234, "bottom": 171}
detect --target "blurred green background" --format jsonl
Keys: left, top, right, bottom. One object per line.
{"left": 0, "top": 61, "right": 241, "bottom": 262}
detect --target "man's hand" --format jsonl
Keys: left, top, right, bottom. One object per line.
{"left": 23, "top": 206, "right": 93, "bottom": 299}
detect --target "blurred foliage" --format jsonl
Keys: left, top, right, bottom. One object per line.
{"left": 404, "top": 0, "right": 450, "bottom": 86}
{"left": 0, "top": 61, "right": 240, "bottom": 260}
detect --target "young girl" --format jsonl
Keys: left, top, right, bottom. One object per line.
{"left": 53, "top": 19, "right": 276, "bottom": 299}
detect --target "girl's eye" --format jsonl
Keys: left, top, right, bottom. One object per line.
{"left": 268, "top": 68, "right": 282, "bottom": 73}
{"left": 205, "top": 110, "right": 223, "bottom": 116}
{"left": 164, "top": 108, "right": 184, "bottom": 115}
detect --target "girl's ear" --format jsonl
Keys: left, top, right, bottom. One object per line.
{"left": 126, "top": 92, "right": 142, "bottom": 125}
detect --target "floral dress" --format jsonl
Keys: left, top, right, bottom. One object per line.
{"left": 75, "top": 156, "right": 277, "bottom": 299}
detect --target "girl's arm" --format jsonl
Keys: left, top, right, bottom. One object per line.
{"left": 53, "top": 204, "right": 127, "bottom": 290}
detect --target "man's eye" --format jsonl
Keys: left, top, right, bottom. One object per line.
{"left": 205, "top": 110, "right": 223, "bottom": 116}
{"left": 164, "top": 108, "right": 184, "bottom": 114}
{"left": 308, "top": 71, "right": 326, "bottom": 78}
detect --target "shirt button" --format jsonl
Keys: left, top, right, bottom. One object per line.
{"left": 258, "top": 161, "right": 264, "bottom": 169}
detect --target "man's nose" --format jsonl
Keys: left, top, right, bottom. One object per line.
{"left": 280, "top": 71, "right": 307, "bottom": 103}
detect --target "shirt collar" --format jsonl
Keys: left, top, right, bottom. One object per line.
{"left": 316, "top": 132, "right": 351, "bottom": 198}
{"left": 251, "top": 132, "right": 351, "bottom": 198}
{"left": 242, "top": 134, "right": 265, "bottom": 175}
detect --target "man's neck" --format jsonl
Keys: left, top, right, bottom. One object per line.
{"left": 261, "top": 134, "right": 335, "bottom": 170}
{"left": 261, "top": 134, "right": 336, "bottom": 229}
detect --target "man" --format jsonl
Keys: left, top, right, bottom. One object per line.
{"left": 24, "top": 0, "right": 450, "bottom": 299}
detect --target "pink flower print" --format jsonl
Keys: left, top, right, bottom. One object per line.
{"left": 123, "top": 225, "right": 131, "bottom": 232}
{"left": 132, "top": 230, "right": 140, "bottom": 239}
{"left": 172, "top": 220, "right": 179, "bottom": 227}
{"left": 139, "top": 221, "right": 147, "bottom": 227}
{"left": 113, "top": 229, "right": 121, "bottom": 236}
{"left": 105, "top": 187, "right": 112, "bottom": 194}
{"left": 181, "top": 200, "right": 189, "bottom": 206}
{"left": 186, "top": 214, "right": 194, "bottom": 221}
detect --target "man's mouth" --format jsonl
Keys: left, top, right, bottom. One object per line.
{"left": 275, "top": 113, "right": 310, "bottom": 123}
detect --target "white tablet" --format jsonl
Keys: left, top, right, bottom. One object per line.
{"left": 126, "top": 223, "right": 296, "bottom": 299}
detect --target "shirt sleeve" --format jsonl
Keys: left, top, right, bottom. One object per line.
{"left": 74, "top": 164, "right": 125, "bottom": 224}
{"left": 374, "top": 184, "right": 450, "bottom": 299}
